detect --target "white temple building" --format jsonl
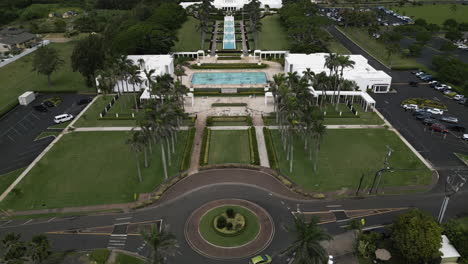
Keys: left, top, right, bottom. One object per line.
{"left": 180, "top": 0, "right": 282, "bottom": 11}
{"left": 284, "top": 53, "right": 392, "bottom": 93}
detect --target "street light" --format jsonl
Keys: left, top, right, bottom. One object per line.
{"left": 437, "top": 170, "right": 467, "bottom": 223}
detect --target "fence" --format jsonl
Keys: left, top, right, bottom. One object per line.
{"left": 99, "top": 93, "right": 137, "bottom": 119}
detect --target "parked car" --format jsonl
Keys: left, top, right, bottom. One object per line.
{"left": 78, "top": 97, "right": 93, "bottom": 105}
{"left": 446, "top": 124, "right": 466, "bottom": 133}
{"left": 402, "top": 104, "right": 419, "bottom": 110}
{"left": 408, "top": 81, "right": 419, "bottom": 87}
{"left": 434, "top": 84, "right": 452, "bottom": 91}
{"left": 250, "top": 255, "right": 272, "bottom": 264}
{"left": 53, "top": 114, "right": 74, "bottom": 124}
{"left": 420, "top": 75, "right": 433, "bottom": 81}
{"left": 462, "top": 134, "right": 468, "bottom": 140}
{"left": 423, "top": 118, "right": 437, "bottom": 125}
{"left": 440, "top": 116, "right": 459, "bottom": 123}
{"left": 426, "top": 108, "right": 444, "bottom": 115}
{"left": 430, "top": 123, "right": 449, "bottom": 133}
{"left": 416, "top": 113, "right": 432, "bottom": 120}
{"left": 413, "top": 109, "right": 431, "bottom": 116}
{"left": 428, "top": 80, "right": 439, "bottom": 85}
{"left": 33, "top": 104, "right": 48, "bottom": 112}
{"left": 459, "top": 98, "right": 467, "bottom": 104}
{"left": 453, "top": 94, "right": 465, "bottom": 101}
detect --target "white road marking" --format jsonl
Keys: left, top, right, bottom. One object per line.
{"left": 47, "top": 217, "right": 56, "bottom": 222}
{"left": 326, "top": 205, "right": 342, "bottom": 208}
{"left": 115, "top": 217, "right": 132, "bottom": 221}
{"left": 23, "top": 219, "right": 33, "bottom": 225}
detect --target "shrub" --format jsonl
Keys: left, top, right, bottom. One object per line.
{"left": 226, "top": 222, "right": 233, "bottom": 230}
{"left": 444, "top": 220, "right": 468, "bottom": 262}
{"left": 248, "top": 127, "right": 260, "bottom": 165}
{"left": 191, "top": 63, "right": 268, "bottom": 69}
{"left": 89, "top": 249, "right": 110, "bottom": 264}
{"left": 263, "top": 127, "right": 279, "bottom": 170}
{"left": 226, "top": 208, "right": 235, "bottom": 218}
{"left": 401, "top": 98, "right": 447, "bottom": 110}
{"left": 180, "top": 127, "right": 196, "bottom": 171}
{"left": 216, "top": 216, "right": 227, "bottom": 228}
{"left": 199, "top": 128, "right": 211, "bottom": 166}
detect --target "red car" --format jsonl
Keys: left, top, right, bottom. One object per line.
{"left": 431, "top": 123, "right": 448, "bottom": 133}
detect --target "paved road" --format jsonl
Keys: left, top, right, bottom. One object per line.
{"left": 0, "top": 94, "right": 93, "bottom": 175}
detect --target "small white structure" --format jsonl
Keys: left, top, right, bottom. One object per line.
{"left": 284, "top": 53, "right": 392, "bottom": 93}
{"left": 440, "top": 235, "right": 461, "bottom": 264}
{"left": 180, "top": 0, "right": 282, "bottom": 11}
{"left": 18, "top": 91, "right": 35, "bottom": 106}
{"left": 96, "top": 55, "right": 174, "bottom": 94}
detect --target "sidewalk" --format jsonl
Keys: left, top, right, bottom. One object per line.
{"left": 188, "top": 113, "right": 207, "bottom": 174}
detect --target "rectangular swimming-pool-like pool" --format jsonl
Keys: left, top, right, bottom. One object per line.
{"left": 191, "top": 72, "right": 267, "bottom": 85}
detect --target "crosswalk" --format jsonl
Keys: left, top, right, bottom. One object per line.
{"left": 107, "top": 216, "right": 132, "bottom": 249}
{"left": 107, "top": 234, "right": 128, "bottom": 249}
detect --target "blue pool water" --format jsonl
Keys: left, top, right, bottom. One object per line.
{"left": 192, "top": 72, "right": 267, "bottom": 85}
{"left": 223, "top": 16, "right": 236, "bottom": 50}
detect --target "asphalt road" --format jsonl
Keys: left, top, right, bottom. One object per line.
{"left": 0, "top": 93, "right": 93, "bottom": 175}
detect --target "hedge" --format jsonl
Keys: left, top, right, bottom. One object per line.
{"left": 263, "top": 127, "right": 279, "bottom": 170}
{"left": 194, "top": 91, "right": 265, "bottom": 96}
{"left": 206, "top": 116, "right": 253, "bottom": 126}
{"left": 191, "top": 63, "right": 268, "bottom": 69}
{"left": 248, "top": 127, "right": 260, "bottom": 165}
{"left": 217, "top": 56, "right": 242, "bottom": 60}
{"left": 180, "top": 127, "right": 196, "bottom": 171}
{"left": 211, "top": 103, "right": 247, "bottom": 107}
{"left": 402, "top": 98, "right": 447, "bottom": 110}
{"left": 98, "top": 116, "right": 135, "bottom": 120}
{"left": 199, "top": 128, "right": 211, "bottom": 166}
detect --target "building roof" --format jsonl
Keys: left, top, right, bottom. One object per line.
{"left": 440, "top": 235, "right": 461, "bottom": 259}
{"left": 285, "top": 53, "right": 391, "bottom": 81}
{"left": 180, "top": 0, "right": 282, "bottom": 9}
{"left": 0, "top": 28, "right": 36, "bottom": 45}
{"left": 128, "top": 55, "right": 173, "bottom": 77}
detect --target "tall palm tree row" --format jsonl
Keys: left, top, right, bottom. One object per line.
{"left": 140, "top": 224, "right": 179, "bottom": 264}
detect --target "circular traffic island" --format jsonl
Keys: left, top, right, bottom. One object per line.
{"left": 185, "top": 199, "right": 274, "bottom": 260}
{"left": 199, "top": 205, "right": 260, "bottom": 247}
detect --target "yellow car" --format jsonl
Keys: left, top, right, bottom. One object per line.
{"left": 250, "top": 254, "right": 272, "bottom": 264}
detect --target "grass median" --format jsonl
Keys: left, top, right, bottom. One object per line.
{"left": 270, "top": 129, "right": 432, "bottom": 192}
{"left": 391, "top": 4, "right": 468, "bottom": 25}
{"left": 74, "top": 95, "right": 137, "bottom": 127}
{"left": 0, "top": 131, "right": 187, "bottom": 210}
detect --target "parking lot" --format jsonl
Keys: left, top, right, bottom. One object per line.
{"left": 0, "top": 93, "right": 94, "bottom": 175}
{"left": 372, "top": 80, "right": 468, "bottom": 169}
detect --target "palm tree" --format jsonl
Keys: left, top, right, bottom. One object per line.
{"left": 272, "top": 73, "right": 286, "bottom": 122}
{"left": 126, "top": 130, "right": 145, "bottom": 182}
{"left": 96, "top": 68, "right": 116, "bottom": 96}
{"left": 324, "top": 53, "right": 339, "bottom": 104}
{"left": 128, "top": 65, "right": 142, "bottom": 112}
{"left": 29, "top": 234, "right": 50, "bottom": 264}
{"left": 312, "top": 121, "right": 326, "bottom": 172}
{"left": 174, "top": 67, "right": 186, "bottom": 82}
{"left": 302, "top": 68, "right": 315, "bottom": 85}
{"left": 140, "top": 224, "right": 179, "bottom": 264}
{"left": 335, "top": 55, "right": 355, "bottom": 109}
{"left": 281, "top": 214, "right": 331, "bottom": 264}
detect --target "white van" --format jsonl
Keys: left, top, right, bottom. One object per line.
{"left": 54, "top": 114, "right": 73, "bottom": 124}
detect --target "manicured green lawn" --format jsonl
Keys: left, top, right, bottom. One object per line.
{"left": 454, "top": 152, "right": 468, "bottom": 166}
{"left": 173, "top": 16, "right": 203, "bottom": 52}
{"left": 107, "top": 94, "right": 139, "bottom": 116}
{"left": 74, "top": 95, "right": 137, "bottom": 127}
{"left": 338, "top": 26, "right": 422, "bottom": 69}
{"left": 0, "top": 131, "right": 187, "bottom": 210}
{"left": 0, "top": 168, "right": 25, "bottom": 194}
{"left": 328, "top": 40, "right": 351, "bottom": 55}
{"left": 391, "top": 4, "right": 468, "bottom": 25}
{"left": 49, "top": 121, "right": 71, "bottom": 129}
{"left": 208, "top": 130, "right": 250, "bottom": 164}
{"left": 199, "top": 205, "right": 260, "bottom": 247}
{"left": 257, "top": 15, "right": 290, "bottom": 50}
{"left": 115, "top": 253, "right": 146, "bottom": 264}
{"left": 270, "top": 129, "right": 432, "bottom": 192}
{"left": 0, "top": 42, "right": 91, "bottom": 115}
{"left": 323, "top": 104, "right": 385, "bottom": 125}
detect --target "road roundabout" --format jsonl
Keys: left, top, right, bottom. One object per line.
{"left": 185, "top": 198, "right": 275, "bottom": 260}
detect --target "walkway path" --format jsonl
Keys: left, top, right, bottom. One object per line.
{"left": 188, "top": 113, "right": 208, "bottom": 174}
{"left": 211, "top": 21, "right": 219, "bottom": 56}
{"left": 239, "top": 20, "right": 248, "bottom": 55}
{"left": 255, "top": 126, "right": 270, "bottom": 167}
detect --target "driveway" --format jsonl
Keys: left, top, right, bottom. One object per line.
{"left": 0, "top": 93, "right": 94, "bottom": 175}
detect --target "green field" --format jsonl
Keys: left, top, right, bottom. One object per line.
{"left": 173, "top": 16, "right": 203, "bottom": 51}
{"left": 0, "top": 168, "right": 25, "bottom": 194}
{"left": 0, "top": 42, "right": 91, "bottom": 115}
{"left": 107, "top": 94, "right": 139, "bottom": 116}
{"left": 74, "top": 95, "right": 137, "bottom": 127}
{"left": 115, "top": 253, "right": 146, "bottom": 264}
{"left": 0, "top": 131, "right": 187, "bottom": 210}
{"left": 257, "top": 15, "right": 290, "bottom": 50}
{"left": 208, "top": 130, "right": 250, "bottom": 164}
{"left": 391, "top": 4, "right": 468, "bottom": 25}
{"left": 338, "top": 27, "right": 422, "bottom": 69}
{"left": 198, "top": 205, "right": 260, "bottom": 247}
{"left": 270, "top": 129, "right": 431, "bottom": 192}
{"left": 328, "top": 40, "right": 351, "bottom": 55}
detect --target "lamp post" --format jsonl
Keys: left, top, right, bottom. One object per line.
{"left": 437, "top": 170, "right": 467, "bottom": 223}
{"left": 369, "top": 145, "right": 393, "bottom": 194}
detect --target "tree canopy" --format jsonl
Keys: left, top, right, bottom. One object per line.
{"left": 32, "top": 45, "right": 63, "bottom": 87}
{"left": 71, "top": 34, "right": 107, "bottom": 87}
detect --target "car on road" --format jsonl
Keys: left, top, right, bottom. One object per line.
{"left": 33, "top": 104, "right": 48, "bottom": 112}
{"left": 53, "top": 114, "right": 74, "bottom": 124}
{"left": 446, "top": 124, "right": 466, "bottom": 133}
{"left": 440, "top": 116, "right": 459, "bottom": 123}
{"left": 250, "top": 255, "right": 272, "bottom": 264}
{"left": 430, "top": 123, "right": 448, "bottom": 133}
{"left": 408, "top": 81, "right": 419, "bottom": 87}
{"left": 425, "top": 108, "right": 444, "bottom": 115}
{"left": 78, "top": 97, "right": 93, "bottom": 105}
{"left": 402, "top": 104, "right": 419, "bottom": 110}
{"left": 423, "top": 118, "right": 437, "bottom": 125}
